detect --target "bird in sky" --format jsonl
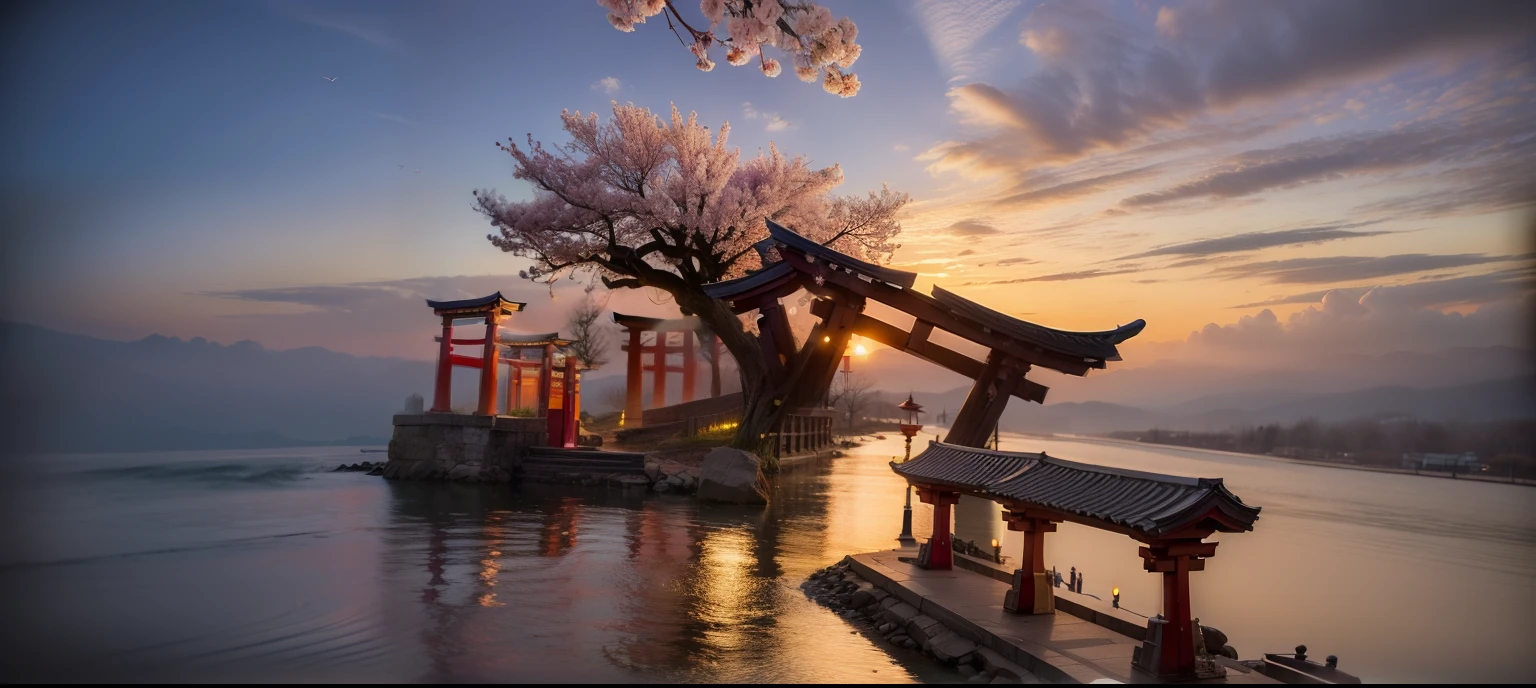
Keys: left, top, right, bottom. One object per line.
{"left": 398, "top": 164, "right": 405, "bottom": 170}
{"left": 323, "top": 76, "right": 338, "bottom": 82}
{"left": 414, "top": 168, "right": 422, "bottom": 174}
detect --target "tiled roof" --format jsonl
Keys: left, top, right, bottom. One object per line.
{"left": 893, "top": 442, "right": 1260, "bottom": 538}
{"left": 767, "top": 219, "right": 919, "bottom": 289}
{"left": 425, "top": 292, "right": 525, "bottom": 313}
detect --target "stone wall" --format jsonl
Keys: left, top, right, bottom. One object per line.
{"left": 384, "top": 413, "right": 546, "bottom": 483}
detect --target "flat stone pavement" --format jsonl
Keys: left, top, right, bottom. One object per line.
{"left": 849, "top": 549, "right": 1278, "bottom": 685}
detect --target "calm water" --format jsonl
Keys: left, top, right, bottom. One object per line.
{"left": 1, "top": 434, "right": 1532, "bottom": 683}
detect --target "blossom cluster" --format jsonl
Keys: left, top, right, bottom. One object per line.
{"left": 476, "top": 104, "right": 906, "bottom": 285}
{"left": 598, "top": 0, "right": 862, "bottom": 97}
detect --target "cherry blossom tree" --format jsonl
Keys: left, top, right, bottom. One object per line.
{"left": 597, "top": 0, "right": 864, "bottom": 97}
{"left": 475, "top": 103, "right": 906, "bottom": 451}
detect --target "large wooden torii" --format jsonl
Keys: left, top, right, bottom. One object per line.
{"left": 703, "top": 220, "right": 1146, "bottom": 447}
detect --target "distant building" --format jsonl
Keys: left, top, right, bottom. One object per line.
{"left": 1402, "top": 452, "right": 1481, "bottom": 471}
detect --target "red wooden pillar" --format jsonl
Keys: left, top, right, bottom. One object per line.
{"left": 431, "top": 316, "right": 453, "bottom": 412}
{"left": 562, "top": 355, "right": 579, "bottom": 447}
{"left": 625, "top": 328, "right": 643, "bottom": 426}
{"left": 545, "top": 362, "right": 566, "bottom": 444}
{"left": 681, "top": 331, "right": 697, "bottom": 403}
{"left": 510, "top": 360, "right": 524, "bottom": 411}
{"left": 650, "top": 332, "right": 667, "bottom": 409}
{"left": 1139, "top": 540, "right": 1217, "bottom": 679}
{"left": 476, "top": 315, "right": 501, "bottom": 416}
{"left": 1003, "top": 513, "right": 1057, "bottom": 614}
{"left": 916, "top": 487, "right": 959, "bottom": 570}
{"left": 537, "top": 343, "right": 554, "bottom": 418}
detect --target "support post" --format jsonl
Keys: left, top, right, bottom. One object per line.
{"left": 431, "top": 316, "right": 453, "bottom": 412}
{"left": 563, "top": 355, "right": 579, "bottom": 447}
{"left": 625, "top": 327, "right": 643, "bottom": 426}
{"left": 1002, "top": 513, "right": 1057, "bottom": 615}
{"left": 946, "top": 350, "right": 1029, "bottom": 448}
{"left": 511, "top": 360, "right": 524, "bottom": 411}
{"left": 650, "top": 332, "right": 667, "bottom": 409}
{"left": 681, "top": 331, "right": 697, "bottom": 403}
{"left": 537, "top": 343, "right": 554, "bottom": 418}
{"left": 915, "top": 487, "right": 959, "bottom": 570}
{"left": 476, "top": 315, "right": 501, "bottom": 416}
{"left": 1138, "top": 540, "right": 1218, "bottom": 679}
{"left": 709, "top": 334, "right": 722, "bottom": 398}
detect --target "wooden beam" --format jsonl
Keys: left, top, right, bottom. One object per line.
{"left": 757, "top": 302, "right": 791, "bottom": 379}
{"left": 946, "top": 350, "right": 1029, "bottom": 447}
{"left": 448, "top": 353, "right": 484, "bottom": 369}
{"left": 779, "top": 251, "right": 1092, "bottom": 376}
{"left": 784, "top": 294, "right": 865, "bottom": 409}
{"left": 853, "top": 314, "right": 1048, "bottom": 404}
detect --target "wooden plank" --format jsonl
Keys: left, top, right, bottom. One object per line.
{"left": 906, "top": 320, "right": 934, "bottom": 350}
{"left": 778, "top": 250, "right": 1092, "bottom": 376}
{"left": 853, "top": 314, "right": 1048, "bottom": 405}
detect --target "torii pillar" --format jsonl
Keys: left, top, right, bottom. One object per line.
{"left": 915, "top": 486, "right": 959, "bottom": 570}
{"left": 1139, "top": 540, "right": 1218, "bottom": 679}
{"left": 1002, "top": 510, "right": 1058, "bottom": 615}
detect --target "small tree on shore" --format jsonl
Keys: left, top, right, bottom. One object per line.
{"left": 828, "top": 371, "right": 875, "bottom": 434}
{"left": 476, "top": 103, "right": 907, "bottom": 450}
{"left": 566, "top": 286, "right": 611, "bottom": 369}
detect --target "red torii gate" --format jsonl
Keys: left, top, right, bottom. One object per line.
{"left": 425, "top": 293, "right": 588, "bottom": 447}
{"left": 427, "top": 292, "right": 526, "bottom": 416}
{"left": 613, "top": 313, "right": 725, "bottom": 427}
{"left": 893, "top": 442, "right": 1261, "bottom": 680}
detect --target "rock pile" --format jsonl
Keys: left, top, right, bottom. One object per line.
{"left": 802, "top": 558, "right": 1032, "bottom": 684}
{"left": 643, "top": 457, "right": 701, "bottom": 494}
{"left": 333, "top": 461, "right": 384, "bottom": 476}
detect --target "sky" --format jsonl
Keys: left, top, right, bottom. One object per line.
{"left": 1, "top": 0, "right": 1532, "bottom": 367}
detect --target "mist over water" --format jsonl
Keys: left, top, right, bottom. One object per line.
{"left": 1, "top": 437, "right": 1532, "bottom": 683}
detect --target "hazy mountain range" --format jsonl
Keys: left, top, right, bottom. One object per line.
{"left": 1, "top": 321, "right": 1531, "bottom": 454}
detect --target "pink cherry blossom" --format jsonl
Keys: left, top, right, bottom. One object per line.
{"left": 595, "top": 0, "right": 862, "bottom": 97}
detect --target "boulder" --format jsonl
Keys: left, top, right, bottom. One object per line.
{"left": 666, "top": 474, "right": 686, "bottom": 488}
{"left": 1200, "top": 624, "right": 1229, "bottom": 653}
{"left": 695, "top": 447, "right": 770, "bottom": 504}
{"left": 366, "top": 466, "right": 384, "bottom": 476}
{"left": 645, "top": 461, "right": 662, "bottom": 481}
{"left": 849, "top": 590, "right": 874, "bottom": 609}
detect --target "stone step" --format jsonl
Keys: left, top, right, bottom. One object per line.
{"left": 520, "top": 460, "right": 647, "bottom": 475}
{"left": 523, "top": 456, "right": 645, "bottom": 469}
{"left": 529, "top": 447, "right": 647, "bottom": 461}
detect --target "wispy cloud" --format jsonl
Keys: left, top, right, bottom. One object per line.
{"left": 1214, "top": 253, "right": 1521, "bottom": 284}
{"left": 1122, "top": 222, "right": 1390, "bottom": 260}
{"left": 290, "top": 10, "right": 399, "bottom": 50}
{"left": 592, "top": 76, "right": 621, "bottom": 94}
{"left": 742, "top": 102, "right": 792, "bottom": 131}
{"left": 945, "top": 220, "right": 999, "bottom": 236}
{"left": 966, "top": 267, "right": 1140, "bottom": 285}
{"left": 913, "top": 0, "right": 1023, "bottom": 82}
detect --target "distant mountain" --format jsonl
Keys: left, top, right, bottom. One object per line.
{"left": 928, "top": 374, "right": 1536, "bottom": 436}
{"left": 0, "top": 322, "right": 433, "bottom": 454}
{"left": 1, "top": 320, "right": 1529, "bottom": 454}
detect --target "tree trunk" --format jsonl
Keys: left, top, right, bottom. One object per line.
{"left": 672, "top": 287, "right": 792, "bottom": 465}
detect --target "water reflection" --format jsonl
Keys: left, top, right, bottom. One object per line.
{"left": 375, "top": 466, "right": 949, "bottom": 683}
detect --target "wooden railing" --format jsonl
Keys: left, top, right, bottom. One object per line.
{"left": 773, "top": 410, "right": 835, "bottom": 459}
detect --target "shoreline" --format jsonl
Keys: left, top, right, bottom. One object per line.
{"left": 1018, "top": 432, "right": 1536, "bottom": 487}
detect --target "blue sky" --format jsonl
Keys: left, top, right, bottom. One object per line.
{"left": 2, "top": 0, "right": 1532, "bottom": 363}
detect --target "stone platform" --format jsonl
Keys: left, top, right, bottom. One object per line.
{"left": 385, "top": 413, "right": 545, "bottom": 482}
{"left": 849, "top": 549, "right": 1277, "bottom": 685}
